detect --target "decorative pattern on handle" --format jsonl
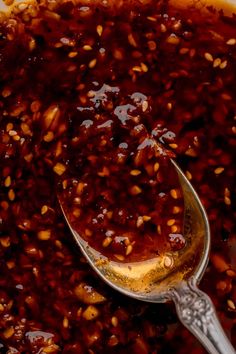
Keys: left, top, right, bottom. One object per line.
{"left": 171, "top": 277, "right": 214, "bottom": 334}
{"left": 170, "top": 277, "right": 236, "bottom": 354}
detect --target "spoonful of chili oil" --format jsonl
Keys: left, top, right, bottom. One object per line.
{"left": 58, "top": 122, "right": 235, "bottom": 354}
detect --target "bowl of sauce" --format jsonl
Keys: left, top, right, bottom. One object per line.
{"left": 0, "top": 0, "right": 235, "bottom": 353}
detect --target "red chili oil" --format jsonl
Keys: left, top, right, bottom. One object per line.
{"left": 0, "top": 0, "right": 235, "bottom": 353}
{"left": 59, "top": 120, "right": 185, "bottom": 262}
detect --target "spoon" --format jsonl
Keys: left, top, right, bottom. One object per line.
{"left": 59, "top": 159, "right": 235, "bottom": 354}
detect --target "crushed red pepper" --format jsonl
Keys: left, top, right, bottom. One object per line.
{"left": 0, "top": 0, "right": 236, "bottom": 353}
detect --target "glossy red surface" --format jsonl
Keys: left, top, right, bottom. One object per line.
{"left": 0, "top": 0, "right": 235, "bottom": 353}
{"left": 59, "top": 118, "right": 185, "bottom": 261}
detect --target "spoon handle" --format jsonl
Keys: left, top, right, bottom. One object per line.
{"left": 170, "top": 277, "right": 235, "bottom": 354}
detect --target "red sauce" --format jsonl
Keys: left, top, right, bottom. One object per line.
{"left": 0, "top": 0, "right": 235, "bottom": 353}
{"left": 59, "top": 115, "right": 185, "bottom": 261}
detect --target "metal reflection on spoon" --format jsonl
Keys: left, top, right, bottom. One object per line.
{"left": 59, "top": 159, "right": 235, "bottom": 354}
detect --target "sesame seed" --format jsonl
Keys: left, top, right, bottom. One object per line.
{"left": 102, "top": 237, "right": 112, "bottom": 247}
{"left": 111, "top": 316, "right": 118, "bottom": 327}
{"left": 140, "top": 62, "right": 148, "bottom": 72}
{"left": 88, "top": 59, "right": 97, "bottom": 68}
{"left": 171, "top": 225, "right": 179, "bottom": 233}
{"left": 147, "top": 16, "right": 157, "bottom": 22}
{"left": 227, "top": 299, "right": 235, "bottom": 310}
{"left": 8, "top": 189, "right": 15, "bottom": 201}
{"left": 185, "top": 170, "right": 192, "bottom": 180}
{"left": 136, "top": 216, "right": 144, "bottom": 228}
{"left": 76, "top": 182, "right": 86, "bottom": 195}
{"left": 173, "top": 206, "right": 181, "bottom": 214}
{"left": 128, "top": 33, "right": 137, "bottom": 47}
{"left": 114, "top": 254, "right": 125, "bottom": 261}
{"left": 8, "top": 129, "right": 17, "bottom": 136}
{"left": 132, "top": 66, "right": 142, "bottom": 72}
{"left": 167, "top": 219, "right": 175, "bottom": 226}
{"left": 130, "top": 169, "right": 141, "bottom": 176}
{"left": 13, "top": 134, "right": 21, "bottom": 141}
{"left": 169, "top": 143, "right": 178, "bottom": 149}
{"left": 96, "top": 25, "right": 103, "bottom": 36}
{"left": 170, "top": 189, "right": 179, "bottom": 199}
{"left": 213, "top": 58, "right": 221, "bottom": 68}
{"left": 224, "top": 188, "right": 230, "bottom": 197}
{"left": 154, "top": 162, "right": 160, "bottom": 172}
{"left": 204, "top": 52, "right": 213, "bottom": 62}
{"left": 226, "top": 38, "right": 236, "bottom": 45}
{"left": 68, "top": 51, "right": 78, "bottom": 58}
{"left": 126, "top": 244, "right": 133, "bottom": 256}
{"left": 62, "top": 180, "right": 67, "bottom": 189}
{"left": 21, "top": 122, "right": 32, "bottom": 135}
{"left": 143, "top": 215, "right": 151, "bottom": 221}
{"left": 4, "top": 175, "right": 11, "bottom": 187}
{"left": 55, "top": 240, "right": 62, "bottom": 249}
{"left": 214, "top": 167, "right": 224, "bottom": 175}
{"left": 219, "top": 60, "right": 227, "bottom": 69}
{"left": 63, "top": 317, "right": 69, "bottom": 328}
{"left": 160, "top": 24, "right": 167, "bottom": 32}
{"left": 124, "top": 238, "right": 130, "bottom": 246}
{"left": 83, "top": 45, "right": 92, "bottom": 51}
{"left": 41, "top": 205, "right": 48, "bottom": 215}
{"left": 224, "top": 196, "right": 231, "bottom": 206}
{"left": 167, "top": 102, "right": 172, "bottom": 110}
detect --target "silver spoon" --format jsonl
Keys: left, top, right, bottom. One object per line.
{"left": 59, "top": 159, "right": 235, "bottom": 354}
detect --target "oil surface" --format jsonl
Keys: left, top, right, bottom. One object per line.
{"left": 0, "top": 0, "right": 235, "bottom": 353}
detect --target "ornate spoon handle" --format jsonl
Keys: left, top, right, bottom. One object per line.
{"left": 170, "top": 277, "right": 235, "bottom": 354}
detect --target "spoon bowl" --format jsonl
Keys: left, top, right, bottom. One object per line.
{"left": 59, "top": 159, "right": 235, "bottom": 354}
